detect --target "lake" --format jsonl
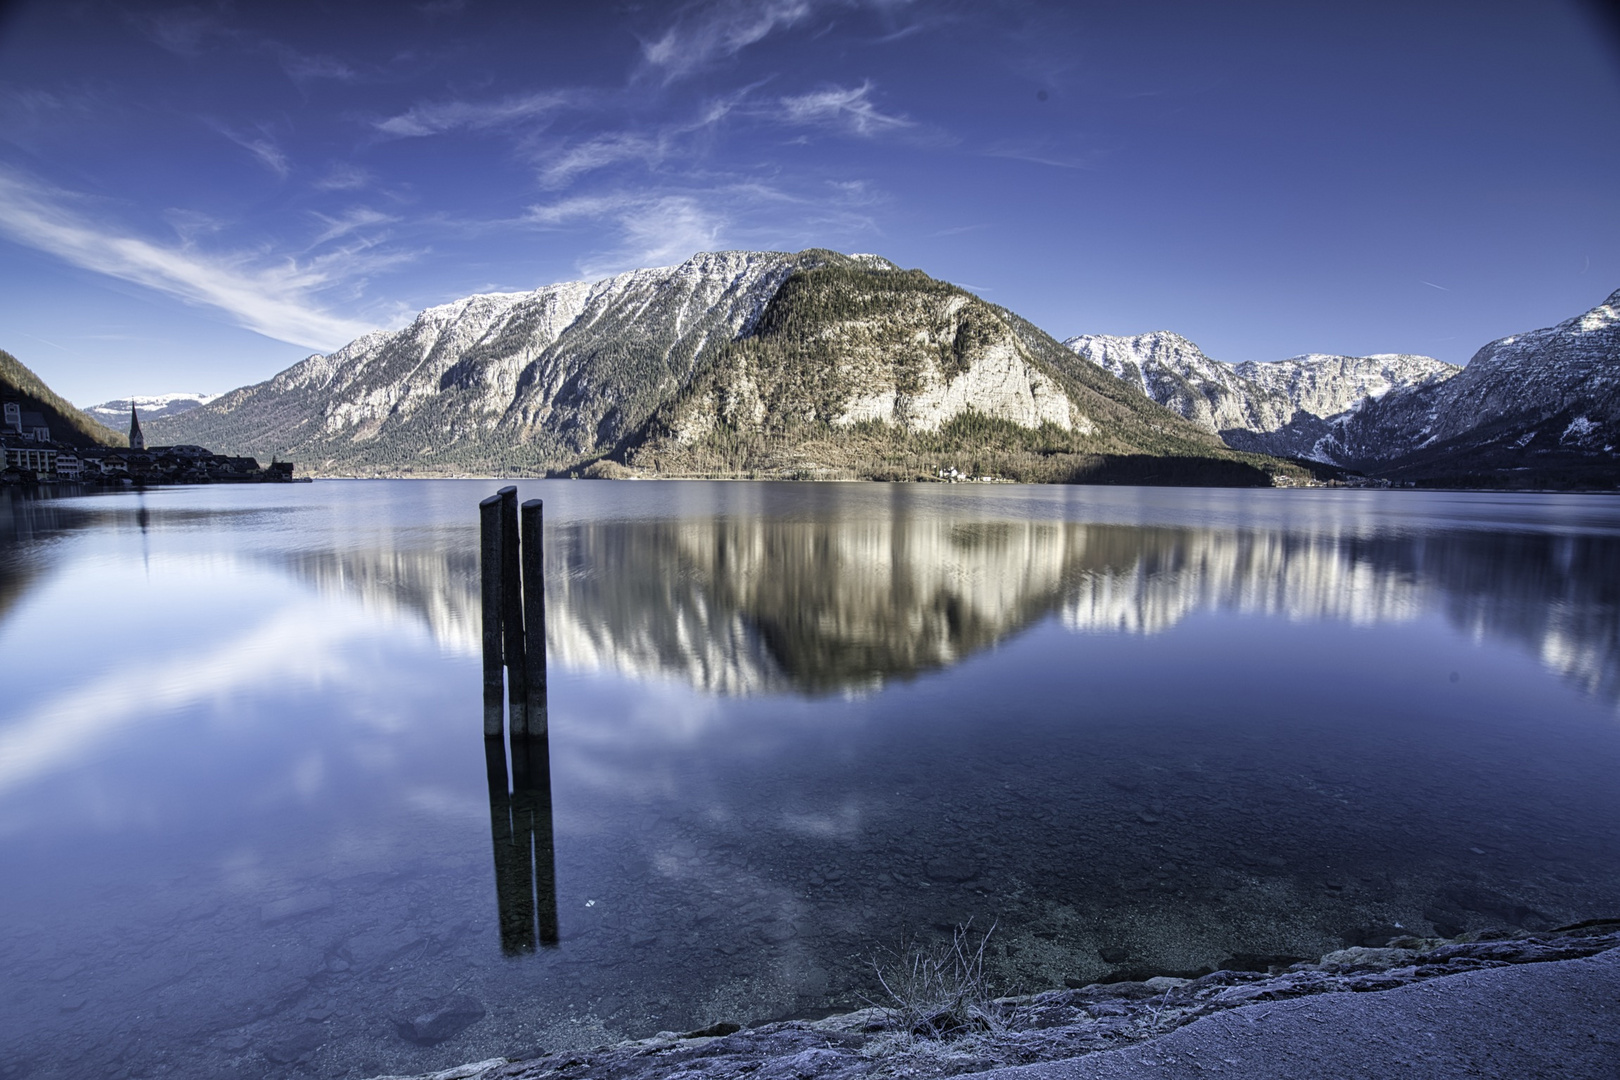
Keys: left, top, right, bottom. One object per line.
{"left": 1, "top": 479, "right": 1617, "bottom": 1080}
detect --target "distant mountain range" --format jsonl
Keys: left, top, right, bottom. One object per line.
{"left": 1067, "top": 289, "right": 1619, "bottom": 487}
{"left": 150, "top": 250, "right": 1293, "bottom": 486}
{"left": 1063, "top": 333, "right": 1457, "bottom": 449}
{"left": 86, "top": 393, "right": 218, "bottom": 427}
{"left": 18, "top": 249, "right": 1613, "bottom": 489}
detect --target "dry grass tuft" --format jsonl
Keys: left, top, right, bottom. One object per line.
{"left": 864, "top": 921, "right": 1005, "bottom": 1042}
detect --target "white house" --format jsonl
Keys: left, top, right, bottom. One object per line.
{"left": 2, "top": 438, "right": 57, "bottom": 477}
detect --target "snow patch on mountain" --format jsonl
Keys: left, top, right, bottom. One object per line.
{"left": 87, "top": 393, "right": 220, "bottom": 424}
{"left": 1067, "top": 289, "right": 1618, "bottom": 478}
{"left": 1063, "top": 332, "right": 1460, "bottom": 463}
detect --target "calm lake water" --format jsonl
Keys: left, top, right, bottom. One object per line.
{"left": 2, "top": 479, "right": 1618, "bottom": 1079}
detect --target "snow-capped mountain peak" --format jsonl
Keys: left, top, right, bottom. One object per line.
{"left": 86, "top": 393, "right": 221, "bottom": 425}
{"left": 1066, "top": 287, "right": 1618, "bottom": 483}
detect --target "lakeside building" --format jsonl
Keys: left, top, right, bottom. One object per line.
{"left": 0, "top": 399, "right": 299, "bottom": 486}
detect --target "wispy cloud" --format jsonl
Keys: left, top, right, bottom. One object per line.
{"left": 19, "top": 331, "right": 76, "bottom": 354}
{"left": 539, "top": 132, "right": 666, "bottom": 188}
{"left": 131, "top": 6, "right": 236, "bottom": 56}
{"left": 615, "top": 197, "right": 727, "bottom": 272}
{"left": 641, "top": 0, "right": 816, "bottom": 81}
{"left": 162, "top": 207, "right": 229, "bottom": 244}
{"left": 0, "top": 169, "right": 390, "bottom": 350}
{"left": 274, "top": 47, "right": 360, "bottom": 86}
{"left": 525, "top": 191, "right": 728, "bottom": 277}
{"left": 777, "top": 81, "right": 911, "bottom": 136}
{"left": 308, "top": 207, "right": 398, "bottom": 247}
{"left": 375, "top": 90, "right": 581, "bottom": 138}
{"left": 641, "top": 0, "right": 918, "bottom": 80}
{"left": 982, "top": 139, "right": 1102, "bottom": 170}
{"left": 522, "top": 174, "right": 881, "bottom": 279}
{"left": 215, "top": 125, "right": 291, "bottom": 177}
{"left": 0, "top": 86, "right": 93, "bottom": 125}
{"left": 532, "top": 88, "right": 750, "bottom": 186}
{"left": 314, "top": 162, "right": 373, "bottom": 191}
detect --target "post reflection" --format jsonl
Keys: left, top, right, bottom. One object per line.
{"left": 485, "top": 730, "right": 559, "bottom": 954}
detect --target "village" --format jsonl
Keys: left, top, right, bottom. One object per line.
{"left": 0, "top": 400, "right": 297, "bottom": 486}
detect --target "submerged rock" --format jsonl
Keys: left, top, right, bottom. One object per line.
{"left": 923, "top": 859, "right": 980, "bottom": 884}
{"left": 260, "top": 889, "right": 334, "bottom": 925}
{"left": 394, "top": 994, "right": 487, "bottom": 1046}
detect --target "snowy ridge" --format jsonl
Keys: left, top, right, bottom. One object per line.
{"left": 1061, "top": 332, "right": 1455, "bottom": 460}
{"left": 86, "top": 392, "right": 221, "bottom": 424}
{"left": 156, "top": 250, "right": 830, "bottom": 466}
{"left": 1066, "top": 290, "right": 1617, "bottom": 476}
{"left": 1314, "top": 287, "right": 1620, "bottom": 474}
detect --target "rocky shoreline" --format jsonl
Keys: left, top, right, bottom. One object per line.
{"left": 366, "top": 920, "right": 1619, "bottom": 1080}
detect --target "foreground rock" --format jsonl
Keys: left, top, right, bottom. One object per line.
{"left": 365, "top": 920, "right": 1619, "bottom": 1080}
{"left": 973, "top": 946, "right": 1620, "bottom": 1080}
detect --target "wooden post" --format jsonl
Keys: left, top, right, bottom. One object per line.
{"left": 521, "top": 498, "right": 547, "bottom": 738}
{"left": 479, "top": 494, "right": 504, "bottom": 737}
{"left": 498, "top": 486, "right": 528, "bottom": 734}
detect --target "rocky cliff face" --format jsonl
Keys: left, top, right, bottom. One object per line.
{"left": 1063, "top": 331, "right": 1296, "bottom": 435}
{"left": 154, "top": 251, "right": 1270, "bottom": 482}
{"left": 1337, "top": 288, "right": 1620, "bottom": 482}
{"left": 1062, "top": 332, "right": 1456, "bottom": 462}
{"left": 1066, "top": 290, "right": 1617, "bottom": 486}
{"left": 154, "top": 250, "right": 827, "bottom": 472}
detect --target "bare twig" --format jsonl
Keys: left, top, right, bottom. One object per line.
{"left": 861, "top": 920, "right": 1003, "bottom": 1042}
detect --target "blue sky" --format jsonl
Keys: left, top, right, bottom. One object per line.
{"left": 0, "top": 0, "right": 1617, "bottom": 406}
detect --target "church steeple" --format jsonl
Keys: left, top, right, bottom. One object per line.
{"left": 128, "top": 402, "right": 145, "bottom": 451}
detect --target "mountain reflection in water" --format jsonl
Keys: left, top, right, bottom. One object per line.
{"left": 283, "top": 513, "right": 1620, "bottom": 705}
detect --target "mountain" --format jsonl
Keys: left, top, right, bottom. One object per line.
{"left": 0, "top": 348, "right": 127, "bottom": 447}
{"left": 86, "top": 393, "right": 219, "bottom": 428}
{"left": 1334, "top": 288, "right": 1620, "bottom": 486}
{"left": 1063, "top": 332, "right": 1457, "bottom": 461}
{"left": 153, "top": 250, "right": 1299, "bottom": 485}
{"left": 154, "top": 248, "right": 819, "bottom": 473}
{"left": 1066, "top": 289, "right": 1619, "bottom": 487}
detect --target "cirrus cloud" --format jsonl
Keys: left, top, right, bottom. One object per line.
{"left": 777, "top": 80, "right": 911, "bottom": 135}
{"left": 0, "top": 168, "right": 393, "bottom": 350}
{"left": 374, "top": 89, "right": 584, "bottom": 138}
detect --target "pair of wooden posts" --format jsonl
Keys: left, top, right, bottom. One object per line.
{"left": 480, "top": 486, "right": 546, "bottom": 738}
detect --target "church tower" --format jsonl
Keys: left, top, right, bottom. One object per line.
{"left": 128, "top": 403, "right": 145, "bottom": 451}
